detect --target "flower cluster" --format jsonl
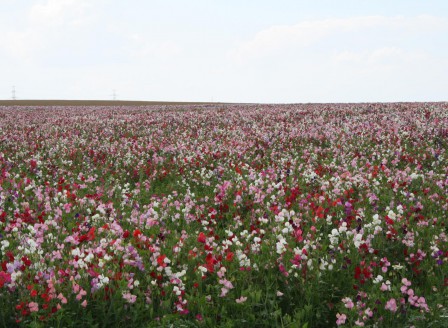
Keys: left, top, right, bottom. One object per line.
{"left": 0, "top": 103, "right": 446, "bottom": 326}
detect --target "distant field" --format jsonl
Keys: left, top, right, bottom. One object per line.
{"left": 0, "top": 100, "right": 222, "bottom": 106}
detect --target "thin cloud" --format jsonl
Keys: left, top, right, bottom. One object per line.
{"left": 128, "top": 34, "right": 182, "bottom": 59}
{"left": 28, "top": 0, "right": 92, "bottom": 27}
{"left": 229, "top": 15, "right": 448, "bottom": 62}
{"left": 333, "top": 47, "right": 427, "bottom": 65}
{"left": 0, "top": 0, "right": 94, "bottom": 60}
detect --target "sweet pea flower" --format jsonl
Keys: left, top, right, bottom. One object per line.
{"left": 29, "top": 302, "right": 39, "bottom": 312}
{"left": 236, "top": 296, "right": 247, "bottom": 304}
{"left": 336, "top": 313, "right": 347, "bottom": 326}
{"left": 385, "top": 298, "right": 398, "bottom": 312}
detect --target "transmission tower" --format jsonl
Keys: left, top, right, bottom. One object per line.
{"left": 112, "top": 89, "right": 117, "bottom": 101}
{"left": 12, "top": 86, "right": 16, "bottom": 100}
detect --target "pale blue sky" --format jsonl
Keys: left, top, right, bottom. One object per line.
{"left": 1, "top": 0, "right": 447, "bottom": 102}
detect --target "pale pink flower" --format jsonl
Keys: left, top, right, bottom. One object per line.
{"left": 220, "top": 287, "right": 229, "bottom": 297}
{"left": 385, "top": 298, "right": 398, "bottom": 312}
{"left": 236, "top": 296, "right": 247, "bottom": 303}
{"left": 402, "top": 278, "right": 411, "bottom": 286}
{"left": 122, "top": 292, "right": 137, "bottom": 304}
{"left": 64, "top": 203, "right": 72, "bottom": 213}
{"left": 409, "top": 295, "right": 418, "bottom": 306}
{"left": 336, "top": 313, "right": 347, "bottom": 326}
{"left": 29, "top": 302, "right": 39, "bottom": 312}
{"left": 417, "top": 297, "right": 429, "bottom": 312}
{"left": 76, "top": 288, "right": 87, "bottom": 300}
{"left": 57, "top": 293, "right": 67, "bottom": 304}
{"left": 342, "top": 297, "right": 354, "bottom": 309}
{"left": 219, "top": 279, "right": 234, "bottom": 289}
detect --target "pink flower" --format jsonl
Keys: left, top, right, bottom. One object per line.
{"left": 408, "top": 295, "right": 418, "bottom": 306}
{"left": 122, "top": 292, "right": 137, "bottom": 304}
{"left": 385, "top": 298, "right": 397, "bottom": 312}
{"left": 64, "top": 203, "right": 72, "bottom": 213}
{"left": 81, "top": 300, "right": 88, "bottom": 307}
{"left": 417, "top": 297, "right": 429, "bottom": 312}
{"left": 76, "top": 288, "right": 87, "bottom": 300}
{"left": 29, "top": 302, "right": 39, "bottom": 312}
{"left": 336, "top": 313, "right": 347, "bottom": 326}
{"left": 57, "top": 293, "right": 67, "bottom": 304}
{"left": 380, "top": 257, "right": 390, "bottom": 273}
{"left": 402, "top": 278, "right": 411, "bottom": 286}
{"left": 220, "top": 287, "right": 229, "bottom": 297}
{"left": 236, "top": 296, "right": 247, "bottom": 303}
{"left": 342, "top": 297, "right": 354, "bottom": 309}
{"left": 217, "top": 268, "right": 226, "bottom": 278}
{"left": 219, "top": 279, "right": 234, "bottom": 289}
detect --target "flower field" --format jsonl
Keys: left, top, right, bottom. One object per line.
{"left": 0, "top": 103, "right": 447, "bottom": 327}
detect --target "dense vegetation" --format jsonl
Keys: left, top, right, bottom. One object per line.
{"left": 0, "top": 103, "right": 446, "bottom": 327}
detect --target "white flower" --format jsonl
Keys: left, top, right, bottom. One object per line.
{"left": 84, "top": 253, "right": 94, "bottom": 263}
{"left": 392, "top": 263, "right": 404, "bottom": 270}
{"left": 373, "top": 275, "right": 383, "bottom": 284}
{"left": 173, "top": 286, "right": 182, "bottom": 296}
{"left": 97, "top": 274, "right": 110, "bottom": 288}
{"left": 0, "top": 240, "right": 9, "bottom": 251}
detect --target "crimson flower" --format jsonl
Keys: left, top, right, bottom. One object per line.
{"left": 197, "top": 232, "right": 206, "bottom": 244}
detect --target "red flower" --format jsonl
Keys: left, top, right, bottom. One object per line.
{"left": 87, "top": 227, "right": 95, "bottom": 241}
{"left": 354, "top": 263, "right": 372, "bottom": 284}
{"left": 205, "top": 253, "right": 217, "bottom": 273}
{"left": 30, "top": 159, "right": 37, "bottom": 170}
{"left": 0, "top": 271, "right": 11, "bottom": 288}
{"left": 226, "top": 252, "right": 234, "bottom": 262}
{"left": 133, "top": 229, "right": 142, "bottom": 238}
{"left": 197, "top": 232, "right": 206, "bottom": 244}
{"left": 79, "top": 227, "right": 96, "bottom": 243}
{"left": 21, "top": 256, "right": 32, "bottom": 267}
{"left": 157, "top": 255, "right": 167, "bottom": 267}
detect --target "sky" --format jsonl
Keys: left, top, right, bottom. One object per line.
{"left": 1, "top": 0, "right": 447, "bottom": 103}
